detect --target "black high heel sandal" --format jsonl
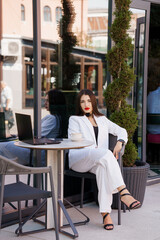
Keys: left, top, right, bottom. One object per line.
{"left": 103, "top": 213, "right": 114, "bottom": 230}
{"left": 119, "top": 187, "right": 141, "bottom": 210}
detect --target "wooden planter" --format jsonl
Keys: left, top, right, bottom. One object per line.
{"left": 112, "top": 161, "right": 150, "bottom": 209}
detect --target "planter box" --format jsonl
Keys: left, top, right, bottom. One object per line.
{"left": 112, "top": 161, "right": 150, "bottom": 209}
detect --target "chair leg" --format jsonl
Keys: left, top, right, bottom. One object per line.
{"left": 25, "top": 150, "right": 33, "bottom": 207}
{"left": 118, "top": 193, "right": 121, "bottom": 225}
{"left": 15, "top": 199, "right": 47, "bottom": 236}
{"left": 63, "top": 198, "right": 90, "bottom": 225}
{"left": 80, "top": 178, "right": 85, "bottom": 208}
{"left": 0, "top": 202, "right": 2, "bottom": 229}
{"left": 8, "top": 202, "right": 17, "bottom": 210}
{"left": 51, "top": 195, "right": 59, "bottom": 240}
{"left": 17, "top": 201, "right": 22, "bottom": 235}
{"left": 59, "top": 198, "right": 90, "bottom": 238}
{"left": 25, "top": 174, "right": 31, "bottom": 208}
{"left": 27, "top": 174, "right": 31, "bottom": 186}
{"left": 0, "top": 175, "right": 5, "bottom": 229}
{"left": 92, "top": 179, "right": 98, "bottom": 205}
{"left": 49, "top": 169, "right": 59, "bottom": 240}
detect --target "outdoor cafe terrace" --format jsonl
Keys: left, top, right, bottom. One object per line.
{"left": 1, "top": 181, "right": 160, "bottom": 240}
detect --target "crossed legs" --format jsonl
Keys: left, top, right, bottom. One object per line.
{"left": 90, "top": 150, "right": 141, "bottom": 230}
{"left": 71, "top": 149, "right": 141, "bottom": 230}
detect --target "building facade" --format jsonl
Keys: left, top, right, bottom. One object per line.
{"left": 0, "top": 0, "right": 91, "bottom": 114}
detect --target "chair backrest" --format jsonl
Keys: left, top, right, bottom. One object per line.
{"left": 0, "top": 155, "right": 50, "bottom": 175}
{"left": 147, "top": 114, "right": 160, "bottom": 125}
{"left": 109, "top": 134, "right": 117, "bottom": 152}
{"left": 0, "top": 155, "right": 59, "bottom": 239}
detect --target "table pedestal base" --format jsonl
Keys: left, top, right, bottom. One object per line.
{"left": 47, "top": 149, "right": 89, "bottom": 238}
{"left": 58, "top": 199, "right": 90, "bottom": 238}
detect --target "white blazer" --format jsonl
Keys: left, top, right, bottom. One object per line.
{"left": 68, "top": 115, "right": 128, "bottom": 168}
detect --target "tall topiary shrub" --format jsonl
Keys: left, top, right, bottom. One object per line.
{"left": 56, "top": 0, "right": 79, "bottom": 90}
{"left": 104, "top": 0, "right": 138, "bottom": 167}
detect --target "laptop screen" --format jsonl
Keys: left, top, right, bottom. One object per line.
{"left": 15, "top": 113, "right": 33, "bottom": 141}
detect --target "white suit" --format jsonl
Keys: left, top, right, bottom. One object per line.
{"left": 68, "top": 115, "right": 128, "bottom": 213}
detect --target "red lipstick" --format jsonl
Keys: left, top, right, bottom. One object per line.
{"left": 85, "top": 107, "right": 90, "bottom": 110}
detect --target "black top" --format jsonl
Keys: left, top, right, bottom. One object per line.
{"left": 93, "top": 126, "right": 98, "bottom": 144}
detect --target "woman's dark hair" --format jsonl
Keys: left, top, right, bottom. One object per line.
{"left": 76, "top": 89, "right": 104, "bottom": 116}
{"left": 47, "top": 89, "right": 68, "bottom": 138}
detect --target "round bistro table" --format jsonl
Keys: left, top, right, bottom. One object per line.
{"left": 15, "top": 138, "right": 93, "bottom": 238}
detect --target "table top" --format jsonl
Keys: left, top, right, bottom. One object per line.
{"left": 14, "top": 138, "right": 94, "bottom": 150}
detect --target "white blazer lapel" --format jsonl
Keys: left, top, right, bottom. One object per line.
{"left": 81, "top": 115, "right": 95, "bottom": 140}
{"left": 94, "top": 115, "right": 104, "bottom": 146}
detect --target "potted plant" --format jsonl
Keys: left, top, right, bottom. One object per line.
{"left": 104, "top": 0, "right": 149, "bottom": 207}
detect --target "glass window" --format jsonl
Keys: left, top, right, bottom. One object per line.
{"left": 1, "top": 0, "right": 108, "bottom": 136}
{"left": 44, "top": 6, "right": 51, "bottom": 22}
{"left": 21, "top": 4, "right": 25, "bottom": 21}
{"left": 127, "top": 8, "right": 146, "bottom": 161}
{"left": 56, "top": 7, "right": 62, "bottom": 23}
{"left": 24, "top": 47, "right": 58, "bottom": 108}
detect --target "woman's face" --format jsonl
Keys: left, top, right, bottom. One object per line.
{"left": 45, "top": 94, "right": 49, "bottom": 111}
{"left": 80, "top": 94, "right": 93, "bottom": 114}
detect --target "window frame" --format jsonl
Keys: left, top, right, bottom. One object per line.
{"left": 56, "top": 6, "right": 62, "bottom": 23}
{"left": 44, "top": 5, "right": 52, "bottom": 22}
{"left": 21, "top": 4, "right": 25, "bottom": 21}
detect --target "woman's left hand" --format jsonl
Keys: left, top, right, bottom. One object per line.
{"left": 113, "top": 141, "right": 123, "bottom": 159}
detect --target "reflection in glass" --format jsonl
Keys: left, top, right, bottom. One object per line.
{"left": 1, "top": 1, "right": 109, "bottom": 135}
{"left": 136, "top": 21, "right": 145, "bottom": 159}
{"left": 136, "top": 11, "right": 145, "bottom": 161}
{"left": 126, "top": 8, "right": 146, "bottom": 161}
{"left": 147, "top": 4, "right": 160, "bottom": 175}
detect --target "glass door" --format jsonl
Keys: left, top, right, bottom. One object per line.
{"left": 147, "top": 3, "right": 160, "bottom": 178}
{"left": 130, "top": 0, "right": 150, "bottom": 162}
{"left": 134, "top": 16, "right": 145, "bottom": 160}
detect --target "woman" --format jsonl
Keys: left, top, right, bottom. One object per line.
{"left": 0, "top": 89, "right": 67, "bottom": 166}
{"left": 68, "top": 89, "right": 141, "bottom": 230}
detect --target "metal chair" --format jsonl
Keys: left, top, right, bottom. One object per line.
{"left": 64, "top": 134, "right": 126, "bottom": 225}
{"left": 0, "top": 155, "right": 59, "bottom": 239}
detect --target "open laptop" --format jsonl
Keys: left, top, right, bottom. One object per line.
{"left": 0, "top": 112, "right": 17, "bottom": 142}
{"left": 15, "top": 113, "right": 61, "bottom": 145}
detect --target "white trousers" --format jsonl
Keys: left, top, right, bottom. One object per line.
{"left": 71, "top": 149, "right": 125, "bottom": 213}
